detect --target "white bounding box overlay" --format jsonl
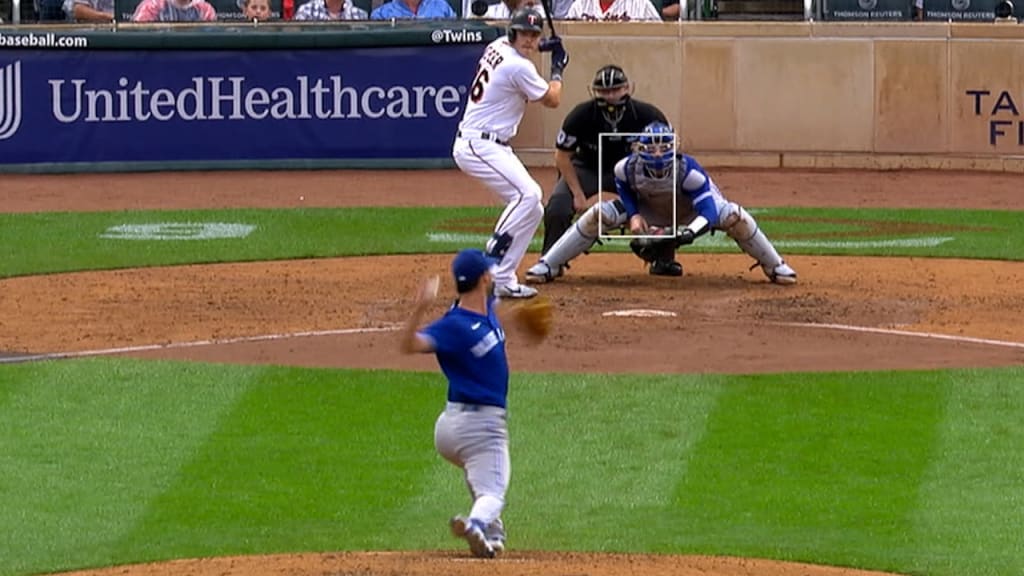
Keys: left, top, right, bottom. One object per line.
{"left": 596, "top": 131, "right": 677, "bottom": 240}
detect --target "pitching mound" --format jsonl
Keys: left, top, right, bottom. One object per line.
{"left": 54, "top": 550, "right": 904, "bottom": 576}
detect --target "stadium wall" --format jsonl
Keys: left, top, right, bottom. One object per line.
{"left": 515, "top": 21, "right": 1024, "bottom": 172}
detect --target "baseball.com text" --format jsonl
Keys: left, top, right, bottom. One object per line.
{"left": 0, "top": 33, "right": 89, "bottom": 48}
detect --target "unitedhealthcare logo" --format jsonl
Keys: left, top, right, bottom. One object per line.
{"left": 47, "top": 75, "right": 467, "bottom": 122}
{"left": 0, "top": 61, "right": 22, "bottom": 141}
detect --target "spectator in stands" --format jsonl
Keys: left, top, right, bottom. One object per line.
{"left": 550, "top": 0, "right": 571, "bottom": 16}
{"left": 64, "top": 0, "right": 113, "bottom": 21}
{"left": 912, "top": 0, "right": 923, "bottom": 20}
{"left": 294, "top": 0, "right": 367, "bottom": 18}
{"left": 476, "top": 0, "right": 544, "bottom": 18}
{"left": 660, "top": 0, "right": 679, "bottom": 18}
{"left": 370, "top": 0, "right": 455, "bottom": 18}
{"left": 243, "top": 0, "right": 273, "bottom": 18}
{"left": 132, "top": 0, "right": 216, "bottom": 20}
{"left": 565, "top": 0, "right": 661, "bottom": 19}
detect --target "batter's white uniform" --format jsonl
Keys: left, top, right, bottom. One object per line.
{"left": 453, "top": 37, "right": 549, "bottom": 296}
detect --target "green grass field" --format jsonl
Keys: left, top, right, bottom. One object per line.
{"left": 2, "top": 205, "right": 1023, "bottom": 576}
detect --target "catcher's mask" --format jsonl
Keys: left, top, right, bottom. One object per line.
{"left": 507, "top": 7, "right": 544, "bottom": 43}
{"left": 588, "top": 65, "right": 632, "bottom": 126}
{"left": 636, "top": 121, "right": 676, "bottom": 179}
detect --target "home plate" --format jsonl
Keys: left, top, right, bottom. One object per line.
{"left": 602, "top": 309, "right": 678, "bottom": 318}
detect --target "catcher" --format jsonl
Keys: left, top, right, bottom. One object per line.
{"left": 398, "top": 248, "right": 550, "bottom": 559}
{"left": 526, "top": 121, "right": 797, "bottom": 284}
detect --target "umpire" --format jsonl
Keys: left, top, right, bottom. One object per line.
{"left": 534, "top": 65, "right": 669, "bottom": 270}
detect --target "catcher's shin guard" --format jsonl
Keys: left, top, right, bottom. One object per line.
{"left": 541, "top": 200, "right": 627, "bottom": 270}
{"left": 540, "top": 222, "right": 597, "bottom": 270}
{"left": 720, "top": 203, "right": 796, "bottom": 284}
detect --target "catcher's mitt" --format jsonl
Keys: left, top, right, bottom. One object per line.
{"left": 630, "top": 236, "right": 678, "bottom": 264}
{"left": 513, "top": 296, "right": 553, "bottom": 343}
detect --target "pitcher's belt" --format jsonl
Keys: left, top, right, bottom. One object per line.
{"left": 446, "top": 401, "right": 507, "bottom": 417}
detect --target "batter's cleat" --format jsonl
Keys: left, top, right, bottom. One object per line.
{"left": 649, "top": 260, "right": 683, "bottom": 277}
{"left": 450, "top": 516, "right": 495, "bottom": 559}
{"left": 495, "top": 283, "right": 538, "bottom": 299}
{"left": 525, "top": 260, "right": 563, "bottom": 284}
{"left": 764, "top": 261, "right": 797, "bottom": 285}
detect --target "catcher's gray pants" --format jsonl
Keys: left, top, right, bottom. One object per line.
{"left": 542, "top": 163, "right": 617, "bottom": 253}
{"left": 434, "top": 402, "right": 509, "bottom": 542}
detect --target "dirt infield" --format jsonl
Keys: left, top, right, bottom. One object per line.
{"left": 4, "top": 166, "right": 1024, "bottom": 576}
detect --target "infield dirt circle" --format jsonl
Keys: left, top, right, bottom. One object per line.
{"left": 4, "top": 167, "right": 1024, "bottom": 576}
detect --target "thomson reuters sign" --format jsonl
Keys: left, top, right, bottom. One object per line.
{"left": 0, "top": 61, "right": 22, "bottom": 141}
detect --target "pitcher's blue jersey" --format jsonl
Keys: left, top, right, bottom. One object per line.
{"left": 614, "top": 153, "right": 722, "bottom": 227}
{"left": 420, "top": 295, "right": 509, "bottom": 409}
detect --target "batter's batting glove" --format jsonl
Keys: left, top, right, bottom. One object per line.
{"left": 550, "top": 44, "right": 569, "bottom": 81}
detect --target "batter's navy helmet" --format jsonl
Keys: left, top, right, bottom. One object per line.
{"left": 507, "top": 7, "right": 544, "bottom": 42}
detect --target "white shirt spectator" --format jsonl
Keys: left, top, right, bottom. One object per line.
{"left": 566, "top": 0, "right": 660, "bottom": 20}
{"left": 481, "top": 0, "right": 545, "bottom": 17}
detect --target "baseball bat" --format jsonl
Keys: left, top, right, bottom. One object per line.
{"left": 540, "top": 0, "right": 558, "bottom": 39}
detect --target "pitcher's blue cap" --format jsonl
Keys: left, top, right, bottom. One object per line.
{"left": 452, "top": 249, "right": 496, "bottom": 293}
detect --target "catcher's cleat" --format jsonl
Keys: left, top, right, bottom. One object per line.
{"left": 525, "top": 260, "right": 563, "bottom": 284}
{"left": 495, "top": 283, "right": 538, "bottom": 299}
{"left": 649, "top": 260, "right": 683, "bottom": 277}
{"left": 763, "top": 261, "right": 797, "bottom": 285}
{"left": 450, "top": 516, "right": 496, "bottom": 559}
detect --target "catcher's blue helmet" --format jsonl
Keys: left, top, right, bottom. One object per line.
{"left": 637, "top": 122, "right": 675, "bottom": 178}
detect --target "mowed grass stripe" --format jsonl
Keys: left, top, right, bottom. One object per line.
{"left": 0, "top": 359, "right": 254, "bottom": 576}
{"left": 115, "top": 369, "right": 442, "bottom": 559}
{"left": 907, "top": 368, "right": 1024, "bottom": 576}
{"left": 500, "top": 374, "right": 724, "bottom": 552}
{"left": 3, "top": 206, "right": 1024, "bottom": 279}
{"left": 668, "top": 372, "right": 946, "bottom": 570}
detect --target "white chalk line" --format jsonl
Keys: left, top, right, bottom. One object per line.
{"left": 0, "top": 325, "right": 402, "bottom": 364}
{"left": 774, "top": 322, "right": 1024, "bottom": 350}
{"left": 6, "top": 321, "right": 1020, "bottom": 366}
{"left": 426, "top": 232, "right": 954, "bottom": 249}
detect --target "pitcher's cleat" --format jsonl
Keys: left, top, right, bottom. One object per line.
{"left": 450, "top": 516, "right": 496, "bottom": 559}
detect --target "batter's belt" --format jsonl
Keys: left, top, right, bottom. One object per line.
{"left": 457, "top": 130, "right": 511, "bottom": 147}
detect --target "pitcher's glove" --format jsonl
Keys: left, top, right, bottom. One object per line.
{"left": 512, "top": 296, "right": 553, "bottom": 343}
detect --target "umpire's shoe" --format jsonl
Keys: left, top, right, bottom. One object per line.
{"left": 450, "top": 516, "right": 496, "bottom": 559}
{"left": 650, "top": 260, "right": 683, "bottom": 277}
{"left": 525, "top": 260, "right": 563, "bottom": 284}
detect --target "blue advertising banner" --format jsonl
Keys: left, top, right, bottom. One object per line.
{"left": 0, "top": 44, "right": 483, "bottom": 167}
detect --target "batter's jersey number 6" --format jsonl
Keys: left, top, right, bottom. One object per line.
{"left": 470, "top": 68, "right": 490, "bottom": 103}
